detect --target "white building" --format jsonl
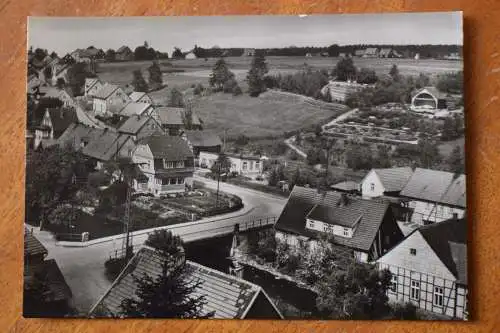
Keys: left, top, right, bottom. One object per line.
{"left": 377, "top": 217, "right": 468, "bottom": 320}
{"left": 131, "top": 135, "right": 194, "bottom": 196}
{"left": 199, "top": 152, "right": 264, "bottom": 178}
{"left": 92, "top": 84, "right": 131, "bottom": 116}
{"left": 361, "top": 167, "right": 413, "bottom": 198}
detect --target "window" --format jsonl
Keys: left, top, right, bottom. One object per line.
{"left": 177, "top": 177, "right": 184, "bottom": 184}
{"left": 434, "top": 287, "right": 444, "bottom": 306}
{"left": 370, "top": 183, "right": 375, "bottom": 191}
{"left": 155, "top": 178, "right": 161, "bottom": 185}
{"left": 242, "top": 161, "right": 248, "bottom": 170}
{"left": 249, "top": 161, "right": 254, "bottom": 170}
{"left": 307, "top": 220, "right": 315, "bottom": 229}
{"left": 411, "top": 280, "right": 420, "bottom": 300}
{"left": 343, "top": 227, "right": 350, "bottom": 237}
{"left": 390, "top": 275, "right": 398, "bottom": 293}
{"left": 255, "top": 161, "right": 260, "bottom": 169}
{"left": 164, "top": 161, "right": 175, "bottom": 169}
{"left": 410, "top": 248, "right": 417, "bottom": 256}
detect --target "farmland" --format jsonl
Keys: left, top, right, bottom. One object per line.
{"left": 94, "top": 56, "right": 462, "bottom": 138}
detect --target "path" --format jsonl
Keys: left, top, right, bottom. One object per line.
{"left": 321, "top": 108, "right": 359, "bottom": 130}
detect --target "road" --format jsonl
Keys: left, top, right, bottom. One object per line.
{"left": 321, "top": 108, "right": 358, "bottom": 130}
{"left": 33, "top": 177, "right": 287, "bottom": 314}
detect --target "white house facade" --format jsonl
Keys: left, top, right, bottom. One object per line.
{"left": 199, "top": 152, "right": 263, "bottom": 178}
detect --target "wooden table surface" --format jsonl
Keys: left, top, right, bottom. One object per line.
{"left": 1, "top": 1, "right": 499, "bottom": 332}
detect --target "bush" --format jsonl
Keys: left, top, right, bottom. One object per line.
{"left": 391, "top": 302, "right": 418, "bottom": 320}
{"left": 232, "top": 84, "right": 243, "bottom": 96}
{"left": 193, "top": 83, "right": 204, "bottom": 95}
{"left": 104, "top": 256, "right": 129, "bottom": 282}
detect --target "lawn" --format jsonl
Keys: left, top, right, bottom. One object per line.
{"left": 191, "top": 90, "right": 347, "bottom": 138}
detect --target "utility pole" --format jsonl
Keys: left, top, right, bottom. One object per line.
{"left": 215, "top": 159, "right": 221, "bottom": 208}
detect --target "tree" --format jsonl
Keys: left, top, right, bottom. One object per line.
{"left": 182, "top": 103, "right": 194, "bottom": 130}
{"left": 56, "top": 78, "right": 65, "bottom": 89}
{"left": 105, "top": 49, "right": 116, "bottom": 62}
{"left": 148, "top": 61, "right": 163, "bottom": 89}
{"left": 25, "top": 146, "right": 89, "bottom": 226}
{"left": 132, "top": 69, "right": 149, "bottom": 92}
{"left": 389, "top": 64, "right": 400, "bottom": 82}
{"left": 333, "top": 57, "right": 357, "bottom": 81}
{"left": 418, "top": 139, "right": 441, "bottom": 168}
{"left": 268, "top": 165, "right": 284, "bottom": 187}
{"left": 168, "top": 88, "right": 185, "bottom": 107}
{"left": 43, "top": 66, "right": 53, "bottom": 82}
{"left": 120, "top": 231, "right": 212, "bottom": 318}
{"left": 357, "top": 68, "right": 378, "bottom": 84}
{"left": 209, "top": 58, "right": 234, "bottom": 91}
{"left": 67, "top": 62, "right": 96, "bottom": 96}
{"left": 247, "top": 51, "right": 269, "bottom": 97}
{"left": 172, "top": 47, "right": 184, "bottom": 59}
{"left": 316, "top": 262, "right": 392, "bottom": 319}
{"left": 345, "top": 144, "right": 373, "bottom": 170}
{"left": 33, "top": 48, "right": 47, "bottom": 62}
{"left": 210, "top": 153, "right": 231, "bottom": 176}
{"left": 437, "top": 71, "right": 463, "bottom": 94}
{"left": 447, "top": 146, "right": 464, "bottom": 174}
{"left": 375, "top": 145, "right": 392, "bottom": 168}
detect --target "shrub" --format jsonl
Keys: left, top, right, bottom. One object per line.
{"left": 104, "top": 256, "right": 129, "bottom": 282}
{"left": 391, "top": 302, "right": 418, "bottom": 320}
{"left": 193, "top": 83, "right": 204, "bottom": 95}
{"left": 232, "top": 84, "right": 243, "bottom": 96}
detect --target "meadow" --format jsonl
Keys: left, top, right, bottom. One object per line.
{"left": 95, "top": 56, "right": 462, "bottom": 137}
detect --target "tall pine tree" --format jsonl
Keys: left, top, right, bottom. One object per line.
{"left": 148, "top": 61, "right": 163, "bottom": 89}
{"left": 132, "top": 69, "right": 149, "bottom": 92}
{"left": 247, "top": 51, "right": 268, "bottom": 97}
{"left": 209, "top": 58, "right": 234, "bottom": 92}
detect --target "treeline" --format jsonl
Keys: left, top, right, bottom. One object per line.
{"left": 190, "top": 44, "right": 462, "bottom": 59}
{"left": 264, "top": 68, "right": 330, "bottom": 100}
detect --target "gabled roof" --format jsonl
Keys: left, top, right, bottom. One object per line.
{"left": 118, "top": 115, "right": 154, "bottom": 134}
{"left": 412, "top": 86, "right": 448, "bottom": 100}
{"left": 94, "top": 83, "right": 120, "bottom": 100}
{"left": 364, "top": 47, "right": 378, "bottom": 55}
{"left": 183, "top": 130, "right": 222, "bottom": 147}
{"left": 44, "top": 87, "right": 74, "bottom": 99}
{"left": 118, "top": 102, "right": 152, "bottom": 117}
{"left": 129, "top": 91, "right": 146, "bottom": 102}
{"left": 419, "top": 218, "right": 467, "bottom": 284}
{"left": 307, "top": 202, "right": 363, "bottom": 228}
{"left": 24, "top": 232, "right": 47, "bottom": 258}
{"left": 89, "top": 246, "right": 282, "bottom": 318}
{"left": 369, "top": 167, "right": 413, "bottom": 193}
{"left": 47, "top": 108, "right": 79, "bottom": 136}
{"left": 82, "top": 129, "right": 133, "bottom": 161}
{"left": 274, "top": 186, "right": 394, "bottom": 251}
{"left": 156, "top": 107, "right": 201, "bottom": 126}
{"left": 400, "top": 168, "right": 466, "bottom": 208}
{"left": 139, "top": 135, "right": 193, "bottom": 161}
{"left": 57, "top": 123, "right": 105, "bottom": 149}
{"left": 354, "top": 49, "right": 365, "bottom": 56}
{"left": 378, "top": 48, "right": 393, "bottom": 56}
{"left": 331, "top": 181, "right": 359, "bottom": 192}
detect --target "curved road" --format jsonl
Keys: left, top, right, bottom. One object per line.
{"left": 33, "top": 177, "right": 287, "bottom": 313}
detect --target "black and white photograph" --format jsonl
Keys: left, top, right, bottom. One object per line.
{"left": 25, "top": 12, "right": 466, "bottom": 320}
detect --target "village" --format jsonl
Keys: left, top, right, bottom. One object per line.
{"left": 24, "top": 14, "right": 466, "bottom": 321}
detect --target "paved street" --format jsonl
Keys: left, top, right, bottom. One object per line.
{"left": 33, "top": 178, "right": 286, "bottom": 314}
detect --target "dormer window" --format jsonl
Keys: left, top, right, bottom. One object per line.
{"left": 343, "top": 227, "right": 350, "bottom": 237}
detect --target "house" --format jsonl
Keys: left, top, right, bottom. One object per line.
{"left": 24, "top": 231, "right": 72, "bottom": 316}
{"left": 199, "top": 152, "right": 264, "bottom": 177}
{"left": 84, "top": 78, "right": 104, "bottom": 97}
{"left": 378, "top": 48, "right": 401, "bottom": 58}
{"left": 330, "top": 180, "right": 360, "bottom": 194}
{"left": 80, "top": 128, "right": 136, "bottom": 170}
{"left": 50, "top": 63, "right": 71, "bottom": 86}
{"left": 155, "top": 106, "right": 202, "bottom": 135}
{"left": 70, "top": 48, "right": 93, "bottom": 63}
{"left": 33, "top": 107, "right": 79, "bottom": 149}
{"left": 320, "top": 80, "right": 369, "bottom": 103}
{"left": 92, "top": 84, "right": 131, "bottom": 116}
{"left": 354, "top": 49, "right": 365, "bottom": 57}
{"left": 117, "top": 114, "right": 163, "bottom": 140}
{"left": 115, "top": 46, "right": 134, "bottom": 61}
{"left": 274, "top": 186, "right": 404, "bottom": 263}
{"left": 116, "top": 102, "right": 154, "bottom": 118}
{"left": 363, "top": 48, "right": 379, "bottom": 57}
{"left": 411, "top": 87, "right": 448, "bottom": 113}
{"left": 57, "top": 123, "right": 107, "bottom": 150}
{"left": 182, "top": 130, "right": 222, "bottom": 157}
{"left": 400, "top": 168, "right": 466, "bottom": 225}
{"left": 88, "top": 246, "right": 283, "bottom": 318}
{"left": 129, "top": 91, "right": 153, "bottom": 104}
{"left": 243, "top": 48, "right": 255, "bottom": 57}
{"left": 44, "top": 87, "right": 76, "bottom": 108}
{"left": 361, "top": 167, "right": 414, "bottom": 198}
{"left": 376, "top": 217, "right": 468, "bottom": 320}
{"left": 131, "top": 135, "right": 194, "bottom": 195}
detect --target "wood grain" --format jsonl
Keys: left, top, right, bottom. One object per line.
{"left": 1, "top": 1, "right": 499, "bottom": 332}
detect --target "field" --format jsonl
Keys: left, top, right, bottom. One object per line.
{"left": 95, "top": 56, "right": 462, "bottom": 138}
{"left": 97, "top": 56, "right": 463, "bottom": 89}
{"left": 191, "top": 90, "right": 346, "bottom": 138}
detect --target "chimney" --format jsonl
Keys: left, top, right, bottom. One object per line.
{"left": 339, "top": 193, "right": 350, "bottom": 206}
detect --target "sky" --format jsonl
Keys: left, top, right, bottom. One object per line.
{"left": 28, "top": 12, "right": 462, "bottom": 55}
